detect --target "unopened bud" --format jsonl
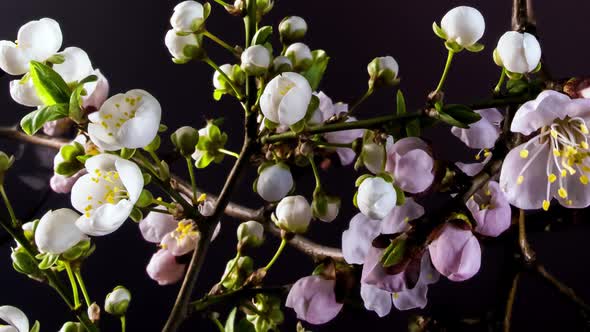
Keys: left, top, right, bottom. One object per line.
{"left": 272, "top": 56, "right": 293, "bottom": 73}
{"left": 237, "top": 220, "right": 264, "bottom": 249}
{"left": 59, "top": 322, "right": 84, "bottom": 332}
{"left": 241, "top": 45, "right": 271, "bottom": 76}
{"left": 87, "top": 302, "right": 101, "bottom": 322}
{"left": 368, "top": 56, "right": 399, "bottom": 88}
{"left": 285, "top": 43, "right": 313, "bottom": 71}
{"left": 105, "top": 286, "right": 131, "bottom": 316}
{"left": 279, "top": 16, "right": 307, "bottom": 43}
{"left": 171, "top": 126, "right": 199, "bottom": 157}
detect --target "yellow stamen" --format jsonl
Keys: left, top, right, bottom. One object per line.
{"left": 558, "top": 187, "right": 568, "bottom": 198}
{"left": 517, "top": 175, "right": 524, "bottom": 184}
{"left": 520, "top": 149, "right": 529, "bottom": 158}
{"left": 542, "top": 200, "right": 550, "bottom": 211}
{"left": 581, "top": 175, "right": 589, "bottom": 185}
{"left": 548, "top": 174, "right": 557, "bottom": 183}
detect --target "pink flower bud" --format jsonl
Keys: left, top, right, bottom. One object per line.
{"left": 428, "top": 223, "right": 481, "bottom": 281}
{"left": 146, "top": 249, "right": 186, "bottom": 285}
{"left": 49, "top": 170, "right": 86, "bottom": 194}
{"left": 285, "top": 276, "right": 343, "bottom": 325}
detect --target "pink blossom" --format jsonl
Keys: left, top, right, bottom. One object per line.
{"left": 139, "top": 210, "right": 178, "bottom": 243}
{"left": 499, "top": 90, "right": 590, "bottom": 210}
{"left": 160, "top": 220, "right": 200, "bottom": 256}
{"left": 451, "top": 108, "right": 503, "bottom": 149}
{"left": 49, "top": 170, "right": 85, "bottom": 194}
{"left": 467, "top": 181, "right": 511, "bottom": 237}
{"left": 82, "top": 69, "right": 109, "bottom": 112}
{"left": 361, "top": 245, "right": 419, "bottom": 293}
{"left": 385, "top": 137, "right": 434, "bottom": 193}
{"left": 146, "top": 249, "right": 186, "bottom": 285}
{"left": 323, "top": 117, "right": 364, "bottom": 166}
{"left": 428, "top": 223, "right": 481, "bottom": 281}
{"left": 285, "top": 275, "right": 343, "bottom": 325}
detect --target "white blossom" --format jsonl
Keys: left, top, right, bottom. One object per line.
{"left": 170, "top": 1, "right": 205, "bottom": 33}
{"left": 71, "top": 154, "right": 143, "bottom": 236}
{"left": 260, "top": 72, "right": 312, "bottom": 126}
{"left": 356, "top": 177, "right": 396, "bottom": 220}
{"left": 88, "top": 89, "right": 161, "bottom": 151}
{"left": 496, "top": 31, "right": 541, "bottom": 74}
{"left": 241, "top": 45, "right": 271, "bottom": 75}
{"left": 274, "top": 195, "right": 312, "bottom": 234}
{"left": 0, "top": 305, "right": 29, "bottom": 332}
{"left": 256, "top": 164, "right": 294, "bottom": 202}
{"left": 440, "top": 6, "right": 485, "bottom": 47}
{"left": 35, "top": 208, "right": 88, "bottom": 254}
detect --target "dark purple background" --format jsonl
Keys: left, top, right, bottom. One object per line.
{"left": 1, "top": 0, "right": 590, "bottom": 331}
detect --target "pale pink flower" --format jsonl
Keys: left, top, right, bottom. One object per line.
{"left": 286, "top": 275, "right": 343, "bottom": 325}
{"left": 146, "top": 249, "right": 186, "bottom": 285}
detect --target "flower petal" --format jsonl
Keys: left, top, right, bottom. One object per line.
{"left": 35, "top": 208, "right": 87, "bottom": 254}
{"left": 146, "top": 249, "right": 186, "bottom": 285}
{"left": 511, "top": 90, "right": 570, "bottom": 135}
{"left": 17, "top": 18, "right": 62, "bottom": 61}
{"left": 341, "top": 213, "right": 381, "bottom": 264}
{"left": 0, "top": 306, "right": 28, "bottom": 332}
{"left": 360, "top": 283, "right": 392, "bottom": 317}
{"left": 75, "top": 200, "right": 133, "bottom": 236}
{"left": 115, "top": 90, "right": 162, "bottom": 149}
{"left": 429, "top": 224, "right": 481, "bottom": 281}
{"left": 9, "top": 78, "right": 42, "bottom": 107}
{"left": 139, "top": 211, "right": 178, "bottom": 243}
{"left": 115, "top": 158, "right": 143, "bottom": 204}
{"left": 285, "top": 276, "right": 343, "bottom": 325}
{"left": 0, "top": 41, "right": 32, "bottom": 75}
{"left": 52, "top": 47, "right": 93, "bottom": 83}
{"left": 381, "top": 198, "right": 424, "bottom": 234}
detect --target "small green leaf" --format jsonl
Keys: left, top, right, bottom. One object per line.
{"left": 289, "top": 118, "right": 306, "bottom": 133}
{"left": 406, "top": 117, "right": 421, "bottom": 137}
{"left": 197, "top": 153, "right": 215, "bottom": 168}
{"left": 213, "top": 89, "right": 224, "bottom": 101}
{"left": 225, "top": 307, "right": 238, "bottom": 332}
{"left": 252, "top": 26, "right": 273, "bottom": 45}
{"left": 46, "top": 54, "right": 65, "bottom": 64}
{"left": 29, "top": 61, "right": 71, "bottom": 105}
{"left": 130, "top": 207, "right": 143, "bottom": 222}
{"left": 438, "top": 104, "right": 481, "bottom": 128}
{"left": 432, "top": 22, "right": 447, "bottom": 40}
{"left": 20, "top": 103, "right": 69, "bottom": 135}
{"left": 142, "top": 173, "right": 152, "bottom": 185}
{"left": 120, "top": 148, "right": 136, "bottom": 159}
{"left": 380, "top": 238, "right": 407, "bottom": 268}
{"left": 136, "top": 189, "right": 154, "bottom": 208}
{"left": 159, "top": 124, "right": 168, "bottom": 132}
{"left": 302, "top": 50, "right": 329, "bottom": 91}
{"left": 37, "top": 252, "right": 59, "bottom": 270}
{"left": 29, "top": 320, "right": 41, "bottom": 332}
{"left": 355, "top": 175, "right": 372, "bottom": 187}
{"left": 396, "top": 90, "right": 406, "bottom": 116}
{"left": 444, "top": 41, "right": 463, "bottom": 53}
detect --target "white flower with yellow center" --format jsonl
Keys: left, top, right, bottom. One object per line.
{"left": 160, "top": 220, "right": 200, "bottom": 256}
{"left": 88, "top": 89, "right": 162, "bottom": 151}
{"left": 260, "top": 72, "right": 312, "bottom": 126}
{"left": 500, "top": 90, "right": 590, "bottom": 211}
{"left": 71, "top": 154, "right": 143, "bottom": 236}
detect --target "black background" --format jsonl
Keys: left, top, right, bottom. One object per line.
{"left": 1, "top": 0, "right": 590, "bottom": 331}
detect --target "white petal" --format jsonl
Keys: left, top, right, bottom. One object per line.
{"left": 360, "top": 283, "right": 392, "bottom": 317}
{"left": 278, "top": 85, "right": 311, "bottom": 125}
{"left": 9, "top": 78, "right": 42, "bottom": 107}
{"left": 0, "top": 306, "right": 28, "bottom": 332}
{"left": 75, "top": 200, "right": 133, "bottom": 236}
{"left": 0, "top": 41, "right": 32, "bottom": 75}
{"left": 87, "top": 123, "right": 122, "bottom": 151}
{"left": 35, "top": 208, "right": 87, "bottom": 254}
{"left": 510, "top": 90, "right": 569, "bottom": 135}
{"left": 17, "top": 18, "right": 62, "bottom": 61}
{"left": 259, "top": 76, "right": 282, "bottom": 123}
{"left": 440, "top": 6, "right": 485, "bottom": 47}
{"left": 115, "top": 158, "right": 144, "bottom": 204}
{"left": 522, "top": 32, "right": 542, "bottom": 72}
{"left": 52, "top": 47, "right": 93, "bottom": 83}
{"left": 114, "top": 90, "right": 162, "bottom": 149}
{"left": 256, "top": 165, "right": 293, "bottom": 202}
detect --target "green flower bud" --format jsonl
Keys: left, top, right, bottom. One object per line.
{"left": 237, "top": 220, "right": 265, "bottom": 249}
{"left": 0, "top": 151, "right": 14, "bottom": 184}
{"left": 368, "top": 56, "right": 400, "bottom": 88}
{"left": 171, "top": 126, "right": 199, "bottom": 157}
{"left": 105, "top": 286, "right": 131, "bottom": 316}
{"left": 279, "top": 16, "right": 307, "bottom": 43}
{"left": 246, "top": 294, "right": 284, "bottom": 332}
{"left": 221, "top": 256, "right": 254, "bottom": 290}
{"left": 58, "top": 322, "right": 84, "bottom": 332}
{"left": 257, "top": 0, "right": 274, "bottom": 16}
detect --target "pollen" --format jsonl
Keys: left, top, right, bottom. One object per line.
{"left": 542, "top": 200, "right": 550, "bottom": 211}
{"left": 558, "top": 187, "right": 568, "bottom": 198}
{"left": 561, "top": 169, "right": 568, "bottom": 177}
{"left": 548, "top": 173, "right": 557, "bottom": 183}
{"left": 550, "top": 130, "right": 559, "bottom": 138}
{"left": 517, "top": 175, "right": 524, "bottom": 184}
{"left": 581, "top": 124, "right": 589, "bottom": 134}
{"left": 403, "top": 217, "right": 409, "bottom": 223}
{"left": 553, "top": 149, "right": 561, "bottom": 157}
{"left": 483, "top": 149, "right": 491, "bottom": 157}
{"left": 582, "top": 141, "right": 589, "bottom": 150}
{"left": 520, "top": 149, "right": 529, "bottom": 158}
{"left": 197, "top": 193, "right": 207, "bottom": 203}
{"left": 393, "top": 293, "right": 399, "bottom": 299}
{"left": 581, "top": 175, "right": 589, "bottom": 185}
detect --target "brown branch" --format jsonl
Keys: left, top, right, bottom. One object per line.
{"left": 535, "top": 264, "right": 590, "bottom": 313}
{"left": 503, "top": 272, "right": 520, "bottom": 332}
{"left": 518, "top": 209, "right": 536, "bottom": 264}
{"left": 511, "top": 0, "right": 536, "bottom": 32}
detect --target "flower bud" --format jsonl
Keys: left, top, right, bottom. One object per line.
{"left": 356, "top": 176, "right": 396, "bottom": 220}
{"left": 256, "top": 163, "right": 294, "bottom": 202}
{"left": 0, "top": 151, "right": 14, "bottom": 184}
{"left": 260, "top": 72, "right": 312, "bottom": 126}
{"left": 171, "top": 126, "right": 199, "bottom": 157}
{"left": 35, "top": 209, "right": 88, "bottom": 255}
{"left": 313, "top": 194, "right": 341, "bottom": 223}
{"left": 440, "top": 6, "right": 485, "bottom": 48}
{"left": 241, "top": 45, "right": 271, "bottom": 76}
{"left": 105, "top": 286, "right": 131, "bottom": 316}
{"left": 192, "top": 122, "right": 229, "bottom": 168}
{"left": 285, "top": 42, "right": 313, "bottom": 71}
{"left": 87, "top": 303, "right": 100, "bottom": 322}
{"left": 257, "top": 0, "right": 274, "bottom": 16}
{"left": 237, "top": 220, "right": 264, "bottom": 248}
{"left": 170, "top": 1, "right": 206, "bottom": 33}
{"left": 368, "top": 56, "right": 399, "bottom": 87}
{"left": 272, "top": 56, "right": 292, "bottom": 73}
{"left": 165, "top": 30, "right": 204, "bottom": 64}
{"left": 495, "top": 31, "right": 541, "bottom": 74}
{"left": 59, "top": 322, "right": 84, "bottom": 332}
{"left": 279, "top": 16, "right": 307, "bottom": 43}
{"left": 274, "top": 195, "right": 312, "bottom": 234}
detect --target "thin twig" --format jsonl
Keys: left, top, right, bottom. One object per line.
{"left": 503, "top": 272, "right": 520, "bottom": 332}
{"left": 535, "top": 264, "right": 590, "bottom": 313}
{"left": 518, "top": 209, "right": 536, "bottom": 264}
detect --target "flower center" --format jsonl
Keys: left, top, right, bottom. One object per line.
{"left": 84, "top": 169, "right": 128, "bottom": 218}
{"left": 516, "top": 116, "right": 590, "bottom": 210}
{"left": 173, "top": 220, "right": 198, "bottom": 244}
{"left": 99, "top": 95, "right": 143, "bottom": 136}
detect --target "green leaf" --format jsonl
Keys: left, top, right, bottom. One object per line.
{"left": 225, "top": 307, "right": 238, "bottom": 332}
{"left": 252, "top": 26, "right": 273, "bottom": 45}
{"left": 289, "top": 118, "right": 306, "bottom": 133}
{"left": 60, "top": 142, "right": 84, "bottom": 161}
{"left": 130, "top": 207, "right": 143, "bottom": 222}
{"left": 136, "top": 189, "right": 154, "bottom": 208}
{"left": 396, "top": 90, "right": 406, "bottom": 115}
{"left": 29, "top": 320, "right": 41, "bottom": 332}
{"left": 507, "top": 79, "right": 529, "bottom": 95}
{"left": 69, "top": 75, "right": 98, "bottom": 123}
{"left": 20, "top": 103, "right": 69, "bottom": 135}
{"left": 46, "top": 54, "right": 65, "bottom": 64}
{"left": 465, "top": 43, "right": 485, "bottom": 53}
{"left": 380, "top": 238, "right": 407, "bottom": 268}
{"left": 120, "top": 148, "right": 136, "bottom": 159}
{"left": 29, "top": 61, "right": 71, "bottom": 105}
{"left": 302, "top": 50, "right": 329, "bottom": 90}
{"left": 438, "top": 104, "right": 481, "bottom": 128}
{"left": 432, "top": 22, "right": 447, "bottom": 40}
{"left": 197, "top": 153, "right": 215, "bottom": 168}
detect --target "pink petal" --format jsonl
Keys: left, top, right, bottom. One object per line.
{"left": 286, "top": 276, "right": 343, "bottom": 325}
